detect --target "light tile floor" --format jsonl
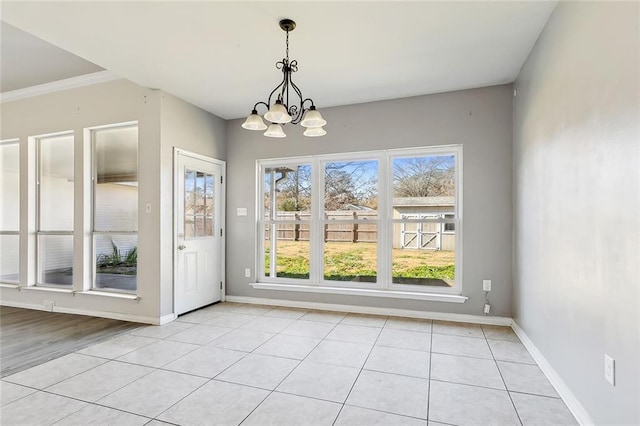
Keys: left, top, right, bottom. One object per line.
{"left": 1, "top": 303, "right": 579, "bottom": 426}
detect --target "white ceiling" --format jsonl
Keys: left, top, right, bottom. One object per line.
{"left": 0, "top": 21, "right": 103, "bottom": 92}
{"left": 1, "top": 1, "right": 557, "bottom": 120}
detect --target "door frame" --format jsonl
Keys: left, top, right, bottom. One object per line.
{"left": 173, "top": 148, "right": 226, "bottom": 316}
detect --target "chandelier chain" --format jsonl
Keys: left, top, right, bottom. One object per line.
{"left": 285, "top": 29, "right": 289, "bottom": 61}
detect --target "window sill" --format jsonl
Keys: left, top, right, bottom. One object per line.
{"left": 0, "top": 283, "right": 20, "bottom": 289}
{"left": 75, "top": 290, "right": 139, "bottom": 301}
{"left": 250, "top": 282, "right": 468, "bottom": 303}
{"left": 21, "top": 286, "right": 74, "bottom": 294}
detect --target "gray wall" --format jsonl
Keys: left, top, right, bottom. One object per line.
{"left": 513, "top": 2, "right": 639, "bottom": 424}
{"left": 226, "top": 85, "right": 513, "bottom": 317}
{"left": 0, "top": 80, "right": 226, "bottom": 323}
{"left": 0, "top": 80, "right": 163, "bottom": 320}
{"left": 159, "top": 92, "right": 227, "bottom": 316}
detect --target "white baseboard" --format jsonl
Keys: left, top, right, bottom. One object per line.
{"left": 225, "top": 295, "right": 512, "bottom": 326}
{"left": 159, "top": 313, "right": 177, "bottom": 325}
{"left": 0, "top": 300, "right": 161, "bottom": 325}
{"left": 512, "top": 321, "right": 594, "bottom": 426}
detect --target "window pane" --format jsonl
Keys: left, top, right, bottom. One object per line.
{"left": 185, "top": 169, "right": 195, "bottom": 215}
{"left": 324, "top": 239, "right": 377, "bottom": 283}
{"left": 264, "top": 223, "right": 310, "bottom": 280}
{"left": 38, "top": 234, "right": 73, "bottom": 287}
{"left": 196, "top": 171, "right": 206, "bottom": 213}
{"left": 264, "top": 224, "right": 271, "bottom": 277}
{"left": 0, "top": 234, "right": 19, "bottom": 283}
{"left": 324, "top": 160, "right": 377, "bottom": 214}
{"left": 94, "top": 126, "right": 138, "bottom": 232}
{"left": 195, "top": 216, "right": 206, "bottom": 237}
{"left": 185, "top": 215, "right": 195, "bottom": 239}
{"left": 95, "top": 234, "right": 137, "bottom": 291}
{"left": 392, "top": 233, "right": 455, "bottom": 286}
{"left": 276, "top": 238, "right": 310, "bottom": 279}
{"left": 0, "top": 142, "right": 20, "bottom": 231}
{"left": 392, "top": 155, "right": 455, "bottom": 199}
{"left": 392, "top": 155, "right": 456, "bottom": 287}
{"left": 205, "top": 173, "right": 214, "bottom": 216}
{"left": 39, "top": 134, "right": 74, "bottom": 231}
{"left": 264, "top": 164, "right": 312, "bottom": 219}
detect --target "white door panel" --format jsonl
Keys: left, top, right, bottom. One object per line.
{"left": 175, "top": 152, "right": 224, "bottom": 315}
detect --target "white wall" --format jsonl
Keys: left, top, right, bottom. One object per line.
{"left": 513, "top": 2, "right": 639, "bottom": 424}
{"left": 226, "top": 85, "right": 513, "bottom": 317}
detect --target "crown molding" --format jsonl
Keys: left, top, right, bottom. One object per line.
{"left": 0, "top": 71, "right": 121, "bottom": 103}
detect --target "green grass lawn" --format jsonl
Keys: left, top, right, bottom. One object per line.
{"left": 265, "top": 241, "right": 455, "bottom": 285}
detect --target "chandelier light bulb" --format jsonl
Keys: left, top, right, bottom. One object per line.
{"left": 264, "top": 100, "right": 292, "bottom": 124}
{"left": 303, "top": 126, "right": 327, "bottom": 137}
{"left": 264, "top": 123, "right": 287, "bottom": 138}
{"left": 241, "top": 110, "right": 268, "bottom": 131}
{"left": 300, "top": 106, "right": 327, "bottom": 128}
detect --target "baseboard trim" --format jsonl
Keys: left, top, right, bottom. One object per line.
{"left": 225, "top": 295, "right": 512, "bottom": 326}
{"left": 511, "top": 321, "right": 594, "bottom": 426}
{"left": 0, "top": 300, "right": 161, "bottom": 325}
{"left": 159, "top": 313, "right": 177, "bottom": 325}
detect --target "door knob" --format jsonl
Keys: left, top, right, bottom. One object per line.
{"left": 178, "top": 244, "right": 187, "bottom": 250}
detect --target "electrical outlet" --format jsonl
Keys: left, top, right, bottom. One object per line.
{"left": 43, "top": 300, "right": 54, "bottom": 312}
{"left": 483, "top": 304, "right": 491, "bottom": 314}
{"left": 604, "top": 354, "right": 615, "bottom": 386}
{"left": 237, "top": 208, "right": 248, "bottom": 216}
{"left": 244, "top": 268, "right": 251, "bottom": 278}
{"left": 483, "top": 280, "right": 492, "bottom": 291}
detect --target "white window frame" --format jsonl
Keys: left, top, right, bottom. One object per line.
{"left": 35, "top": 131, "right": 75, "bottom": 288}
{"left": 90, "top": 122, "right": 139, "bottom": 294}
{"left": 256, "top": 145, "right": 463, "bottom": 296}
{"left": 0, "top": 139, "right": 21, "bottom": 285}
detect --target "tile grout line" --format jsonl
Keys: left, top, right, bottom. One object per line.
{"left": 482, "top": 325, "right": 524, "bottom": 426}
{"left": 331, "top": 316, "right": 387, "bottom": 426}
{"left": 236, "top": 310, "right": 344, "bottom": 425}
{"left": 151, "top": 308, "right": 284, "bottom": 423}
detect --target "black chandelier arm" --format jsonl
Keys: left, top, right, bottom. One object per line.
{"left": 267, "top": 73, "right": 288, "bottom": 107}
{"left": 252, "top": 101, "right": 270, "bottom": 112}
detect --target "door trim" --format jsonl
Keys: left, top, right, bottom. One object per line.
{"left": 173, "top": 148, "right": 226, "bottom": 317}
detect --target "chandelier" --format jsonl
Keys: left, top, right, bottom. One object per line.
{"left": 241, "top": 19, "right": 327, "bottom": 138}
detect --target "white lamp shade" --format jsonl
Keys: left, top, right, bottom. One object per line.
{"left": 264, "top": 123, "right": 287, "bottom": 138}
{"left": 300, "top": 108, "right": 326, "bottom": 128}
{"left": 241, "top": 112, "right": 267, "bottom": 131}
{"left": 303, "top": 126, "right": 327, "bottom": 137}
{"left": 264, "top": 101, "right": 292, "bottom": 124}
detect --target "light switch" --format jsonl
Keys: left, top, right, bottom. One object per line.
{"left": 237, "top": 208, "right": 248, "bottom": 216}
{"left": 145, "top": 203, "right": 151, "bottom": 213}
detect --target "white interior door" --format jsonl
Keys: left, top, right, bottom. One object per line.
{"left": 175, "top": 151, "right": 224, "bottom": 315}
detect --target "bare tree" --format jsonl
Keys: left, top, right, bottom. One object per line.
{"left": 393, "top": 156, "right": 455, "bottom": 197}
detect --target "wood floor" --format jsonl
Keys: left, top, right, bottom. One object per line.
{"left": 0, "top": 306, "right": 141, "bottom": 378}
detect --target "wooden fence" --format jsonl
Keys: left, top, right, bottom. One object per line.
{"left": 267, "top": 211, "right": 377, "bottom": 243}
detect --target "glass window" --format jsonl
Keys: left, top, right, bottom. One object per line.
{"left": 37, "top": 134, "right": 74, "bottom": 287}
{"left": 257, "top": 147, "right": 461, "bottom": 294}
{"left": 392, "top": 155, "right": 457, "bottom": 287}
{"left": 92, "top": 124, "right": 138, "bottom": 292}
{"left": 261, "top": 163, "right": 312, "bottom": 281}
{"left": 0, "top": 141, "right": 20, "bottom": 284}
{"left": 184, "top": 170, "right": 214, "bottom": 238}
{"left": 323, "top": 160, "right": 378, "bottom": 283}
